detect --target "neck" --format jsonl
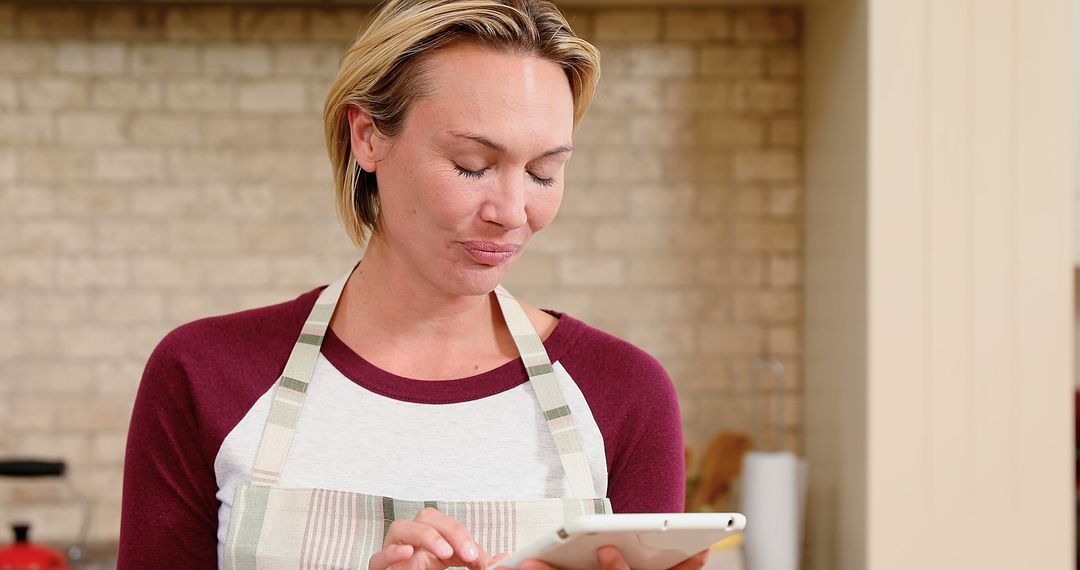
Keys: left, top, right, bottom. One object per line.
{"left": 331, "top": 233, "right": 501, "bottom": 345}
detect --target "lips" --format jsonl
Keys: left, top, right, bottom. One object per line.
{"left": 460, "top": 241, "right": 519, "bottom": 266}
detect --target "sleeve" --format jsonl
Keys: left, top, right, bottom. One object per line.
{"left": 117, "top": 336, "right": 220, "bottom": 569}
{"left": 605, "top": 359, "right": 686, "bottom": 514}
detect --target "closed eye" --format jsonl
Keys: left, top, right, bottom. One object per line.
{"left": 454, "top": 164, "right": 556, "bottom": 188}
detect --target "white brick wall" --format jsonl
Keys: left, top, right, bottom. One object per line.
{"left": 0, "top": 2, "right": 803, "bottom": 555}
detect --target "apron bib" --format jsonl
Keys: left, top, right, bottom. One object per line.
{"left": 223, "top": 268, "right": 611, "bottom": 569}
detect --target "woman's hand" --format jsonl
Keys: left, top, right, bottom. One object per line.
{"left": 370, "top": 507, "right": 506, "bottom": 570}
{"left": 517, "top": 546, "right": 710, "bottom": 570}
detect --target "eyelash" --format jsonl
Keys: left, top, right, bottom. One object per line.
{"left": 454, "top": 165, "right": 556, "bottom": 188}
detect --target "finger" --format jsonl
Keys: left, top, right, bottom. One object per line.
{"left": 669, "top": 549, "right": 711, "bottom": 570}
{"left": 414, "top": 507, "right": 487, "bottom": 564}
{"left": 596, "top": 546, "right": 629, "bottom": 570}
{"left": 519, "top": 560, "right": 557, "bottom": 570}
{"left": 370, "top": 544, "right": 414, "bottom": 570}
{"left": 385, "top": 519, "right": 456, "bottom": 560}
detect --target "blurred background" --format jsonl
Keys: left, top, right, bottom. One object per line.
{"left": 0, "top": 0, "right": 1073, "bottom": 569}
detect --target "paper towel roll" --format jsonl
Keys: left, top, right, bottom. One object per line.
{"left": 740, "top": 451, "right": 806, "bottom": 570}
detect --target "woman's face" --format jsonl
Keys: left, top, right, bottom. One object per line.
{"left": 350, "top": 41, "right": 575, "bottom": 297}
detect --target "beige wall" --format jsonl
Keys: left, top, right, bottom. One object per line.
{"left": 0, "top": 1, "right": 804, "bottom": 553}
{"left": 805, "top": 0, "right": 1074, "bottom": 568}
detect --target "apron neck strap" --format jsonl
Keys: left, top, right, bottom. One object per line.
{"left": 248, "top": 267, "right": 600, "bottom": 499}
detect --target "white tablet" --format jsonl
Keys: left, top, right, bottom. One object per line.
{"left": 485, "top": 513, "right": 746, "bottom": 570}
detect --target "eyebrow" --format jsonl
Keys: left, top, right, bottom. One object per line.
{"left": 448, "top": 130, "right": 573, "bottom": 159}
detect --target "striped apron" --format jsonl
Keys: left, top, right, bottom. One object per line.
{"left": 223, "top": 269, "right": 611, "bottom": 569}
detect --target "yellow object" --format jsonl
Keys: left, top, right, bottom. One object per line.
{"left": 711, "top": 532, "right": 744, "bottom": 551}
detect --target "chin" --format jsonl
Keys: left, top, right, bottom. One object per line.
{"left": 441, "top": 262, "right": 513, "bottom": 296}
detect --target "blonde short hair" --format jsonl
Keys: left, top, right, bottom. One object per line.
{"left": 323, "top": 0, "right": 601, "bottom": 247}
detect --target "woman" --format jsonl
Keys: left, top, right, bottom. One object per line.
{"left": 118, "top": 1, "right": 699, "bottom": 569}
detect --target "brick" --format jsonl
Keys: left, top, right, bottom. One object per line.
{"left": 665, "top": 9, "right": 732, "bottom": 41}
{"left": 0, "top": 112, "right": 53, "bottom": 144}
{"left": 528, "top": 220, "right": 590, "bottom": 254}
{"left": 19, "top": 292, "right": 91, "bottom": 325}
{"left": 703, "top": 115, "right": 767, "bottom": 147}
{"left": 0, "top": 78, "right": 14, "bottom": 109}
{"left": 129, "top": 114, "right": 201, "bottom": 146}
{"left": 167, "top": 292, "right": 240, "bottom": 323}
{"left": 628, "top": 185, "right": 696, "bottom": 217}
{"left": 699, "top": 324, "right": 764, "bottom": 354}
{"left": 628, "top": 115, "right": 701, "bottom": 148}
{"left": 0, "top": 183, "right": 55, "bottom": 216}
{"left": 18, "top": 77, "right": 91, "bottom": 110}
{"left": 734, "top": 290, "right": 800, "bottom": 322}
{"left": 733, "top": 185, "right": 767, "bottom": 216}
{"left": 16, "top": 5, "right": 91, "bottom": 39}
{"left": 592, "top": 290, "right": 707, "bottom": 321}
{"left": 559, "top": 255, "right": 625, "bottom": 286}
{"left": 769, "top": 186, "right": 800, "bottom": 218}
{"left": 310, "top": 7, "right": 371, "bottom": 41}
{"left": 0, "top": 256, "right": 52, "bottom": 288}
{"left": 91, "top": 78, "right": 162, "bottom": 110}
{"left": 733, "top": 150, "right": 800, "bottom": 182}
{"left": 594, "top": 150, "right": 662, "bottom": 182}
{"left": 595, "top": 221, "right": 725, "bottom": 252}
{"left": 732, "top": 80, "right": 800, "bottom": 113}
{"left": 602, "top": 45, "right": 696, "bottom": 78}
{"left": 133, "top": 256, "right": 205, "bottom": 289}
{"left": 273, "top": 116, "right": 324, "bottom": 148}
{"left": 623, "top": 323, "right": 696, "bottom": 356}
{"left": 559, "top": 186, "right": 628, "bottom": 219}
{"left": 734, "top": 9, "right": 800, "bottom": 44}
{"left": 165, "top": 78, "right": 234, "bottom": 111}
{"left": 699, "top": 253, "right": 765, "bottom": 285}
{"left": 560, "top": 10, "right": 594, "bottom": 40}
{"left": 235, "top": 150, "right": 310, "bottom": 183}
{"left": 768, "top": 47, "right": 801, "bottom": 77}
{"left": 91, "top": 292, "right": 164, "bottom": 325}
{"left": 55, "top": 41, "right": 126, "bottom": 75}
{"left": 58, "top": 112, "right": 128, "bottom": 145}
{"left": 271, "top": 255, "right": 346, "bottom": 287}
{"left": 53, "top": 397, "right": 132, "bottom": 429}
{"left": 12, "top": 220, "right": 93, "bottom": 254}
{"left": 203, "top": 116, "right": 276, "bottom": 148}
{"left": 0, "top": 40, "right": 53, "bottom": 73}
{"left": 17, "top": 149, "right": 93, "bottom": 182}
{"left": 202, "top": 183, "right": 275, "bottom": 219}
{"left": 0, "top": 5, "right": 12, "bottom": 37}
{"left": 590, "top": 79, "right": 664, "bottom": 113}
{"left": 96, "top": 221, "right": 167, "bottom": 252}
{"left": 768, "top": 325, "right": 801, "bottom": 354}
{"left": 91, "top": 434, "right": 127, "bottom": 465}
{"left": 239, "top": 79, "right": 306, "bottom": 112}
{"left": 701, "top": 47, "right": 765, "bottom": 77}
{"left": 55, "top": 184, "right": 128, "bottom": 217}
{"left": 594, "top": 10, "right": 661, "bottom": 42}
{"left": 0, "top": 152, "right": 12, "bottom": 181}
{"left": 91, "top": 5, "right": 166, "bottom": 40}
{"left": 205, "top": 257, "right": 272, "bottom": 287}
{"left": 628, "top": 255, "right": 696, "bottom": 286}
{"left": 501, "top": 253, "right": 558, "bottom": 289}
{"left": 165, "top": 5, "right": 235, "bottom": 40}
{"left": 131, "top": 45, "right": 200, "bottom": 75}
{"left": 57, "top": 257, "right": 129, "bottom": 288}
{"left": 273, "top": 44, "right": 341, "bottom": 77}
{"left": 662, "top": 151, "right": 731, "bottom": 183}
{"left": 168, "top": 221, "right": 238, "bottom": 252}
{"left": 166, "top": 150, "right": 237, "bottom": 181}
{"left": 238, "top": 221, "right": 313, "bottom": 253}
{"left": 769, "top": 254, "right": 802, "bottom": 287}
{"left": 95, "top": 149, "right": 165, "bottom": 181}
{"left": 733, "top": 221, "right": 802, "bottom": 251}
{"left": 662, "top": 80, "right": 729, "bottom": 111}
{"left": 204, "top": 43, "right": 272, "bottom": 76}
{"left": 237, "top": 7, "right": 306, "bottom": 40}
{"left": 769, "top": 116, "right": 801, "bottom": 146}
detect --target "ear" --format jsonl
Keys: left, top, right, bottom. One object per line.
{"left": 347, "top": 105, "right": 381, "bottom": 172}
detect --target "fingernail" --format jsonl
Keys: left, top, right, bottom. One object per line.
{"left": 437, "top": 539, "right": 454, "bottom": 558}
{"left": 463, "top": 542, "right": 479, "bottom": 562}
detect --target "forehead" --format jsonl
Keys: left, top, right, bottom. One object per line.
{"left": 408, "top": 42, "right": 575, "bottom": 143}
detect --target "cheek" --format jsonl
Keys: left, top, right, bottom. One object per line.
{"left": 526, "top": 187, "right": 564, "bottom": 232}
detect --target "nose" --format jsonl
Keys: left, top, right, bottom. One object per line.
{"left": 478, "top": 169, "right": 528, "bottom": 229}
